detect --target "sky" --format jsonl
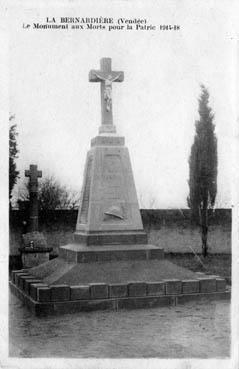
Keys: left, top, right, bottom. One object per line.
{"left": 8, "top": 0, "right": 237, "bottom": 208}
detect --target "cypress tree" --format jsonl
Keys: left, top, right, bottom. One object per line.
{"left": 9, "top": 116, "right": 19, "bottom": 206}
{"left": 187, "top": 85, "right": 217, "bottom": 257}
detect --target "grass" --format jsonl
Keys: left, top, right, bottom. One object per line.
{"left": 165, "top": 253, "right": 231, "bottom": 281}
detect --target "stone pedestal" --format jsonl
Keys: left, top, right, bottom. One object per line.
{"left": 20, "top": 231, "right": 52, "bottom": 268}
{"left": 74, "top": 135, "right": 147, "bottom": 246}
{"left": 59, "top": 244, "right": 164, "bottom": 263}
{"left": 21, "top": 251, "right": 50, "bottom": 269}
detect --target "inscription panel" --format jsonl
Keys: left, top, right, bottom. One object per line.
{"left": 102, "top": 154, "right": 128, "bottom": 222}
{"left": 91, "top": 136, "right": 125, "bottom": 147}
{"left": 103, "top": 155, "right": 124, "bottom": 200}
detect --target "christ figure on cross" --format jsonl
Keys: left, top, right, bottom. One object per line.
{"left": 89, "top": 58, "right": 124, "bottom": 130}
{"left": 93, "top": 72, "right": 123, "bottom": 112}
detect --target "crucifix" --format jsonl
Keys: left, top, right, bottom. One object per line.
{"left": 25, "top": 164, "right": 42, "bottom": 232}
{"left": 89, "top": 58, "right": 124, "bottom": 133}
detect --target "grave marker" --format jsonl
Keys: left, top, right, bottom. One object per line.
{"left": 25, "top": 164, "right": 42, "bottom": 232}
{"left": 20, "top": 165, "right": 52, "bottom": 268}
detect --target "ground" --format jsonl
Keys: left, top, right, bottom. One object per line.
{"left": 9, "top": 292, "right": 230, "bottom": 358}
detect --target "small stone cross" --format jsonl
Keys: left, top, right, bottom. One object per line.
{"left": 25, "top": 164, "right": 42, "bottom": 232}
{"left": 25, "top": 164, "right": 42, "bottom": 192}
{"left": 89, "top": 58, "right": 124, "bottom": 132}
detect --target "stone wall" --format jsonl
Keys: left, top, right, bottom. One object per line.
{"left": 9, "top": 209, "right": 231, "bottom": 256}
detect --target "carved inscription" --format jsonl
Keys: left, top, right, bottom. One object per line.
{"left": 79, "top": 155, "right": 93, "bottom": 223}
{"left": 103, "top": 155, "right": 123, "bottom": 200}
{"left": 100, "top": 137, "right": 121, "bottom": 145}
{"left": 102, "top": 154, "right": 129, "bottom": 222}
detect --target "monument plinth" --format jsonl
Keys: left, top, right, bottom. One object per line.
{"left": 73, "top": 57, "right": 147, "bottom": 246}
{"left": 74, "top": 134, "right": 147, "bottom": 246}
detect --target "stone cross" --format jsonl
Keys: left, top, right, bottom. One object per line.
{"left": 89, "top": 58, "right": 124, "bottom": 133}
{"left": 25, "top": 164, "right": 42, "bottom": 232}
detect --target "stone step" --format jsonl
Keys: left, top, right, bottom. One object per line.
{"left": 59, "top": 243, "right": 164, "bottom": 263}
{"left": 74, "top": 230, "right": 148, "bottom": 246}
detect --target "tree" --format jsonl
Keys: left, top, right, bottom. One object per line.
{"left": 38, "top": 176, "right": 80, "bottom": 211}
{"left": 9, "top": 116, "right": 19, "bottom": 205}
{"left": 187, "top": 85, "right": 217, "bottom": 257}
{"left": 18, "top": 175, "right": 80, "bottom": 211}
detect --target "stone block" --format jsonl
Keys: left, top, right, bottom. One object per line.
{"left": 91, "top": 135, "right": 125, "bottom": 147}
{"left": 65, "top": 249, "right": 77, "bottom": 263}
{"left": 147, "top": 281, "right": 165, "bottom": 296}
{"left": 58, "top": 247, "right": 67, "bottom": 259}
{"left": 37, "top": 287, "right": 51, "bottom": 302}
{"left": 50, "top": 285, "right": 70, "bottom": 301}
{"left": 195, "top": 272, "right": 206, "bottom": 277}
{"left": 198, "top": 278, "right": 216, "bottom": 293}
{"left": 182, "top": 280, "right": 200, "bottom": 294}
{"left": 164, "top": 279, "right": 182, "bottom": 295}
{"left": 30, "top": 283, "right": 48, "bottom": 300}
{"left": 19, "top": 275, "right": 35, "bottom": 290}
{"left": 24, "top": 279, "right": 42, "bottom": 294}
{"left": 150, "top": 247, "right": 164, "bottom": 260}
{"left": 109, "top": 284, "right": 128, "bottom": 298}
{"left": 128, "top": 282, "right": 147, "bottom": 297}
{"left": 70, "top": 285, "right": 90, "bottom": 300}
{"left": 74, "top": 232, "right": 147, "bottom": 246}
{"left": 22, "top": 252, "right": 50, "bottom": 268}
{"left": 16, "top": 275, "right": 26, "bottom": 289}
{"left": 11, "top": 270, "right": 24, "bottom": 284}
{"left": 90, "top": 283, "right": 108, "bottom": 299}
{"left": 216, "top": 278, "right": 226, "bottom": 292}
{"left": 76, "top": 247, "right": 149, "bottom": 263}
{"left": 15, "top": 272, "right": 29, "bottom": 287}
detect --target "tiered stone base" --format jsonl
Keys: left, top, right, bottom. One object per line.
{"left": 74, "top": 231, "right": 147, "bottom": 246}
{"left": 58, "top": 244, "right": 164, "bottom": 263}
{"left": 9, "top": 279, "right": 230, "bottom": 317}
{"left": 9, "top": 244, "right": 230, "bottom": 316}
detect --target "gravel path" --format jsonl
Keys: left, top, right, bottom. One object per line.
{"left": 9, "top": 292, "right": 230, "bottom": 358}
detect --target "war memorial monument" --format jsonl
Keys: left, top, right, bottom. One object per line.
{"left": 10, "top": 58, "right": 229, "bottom": 315}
